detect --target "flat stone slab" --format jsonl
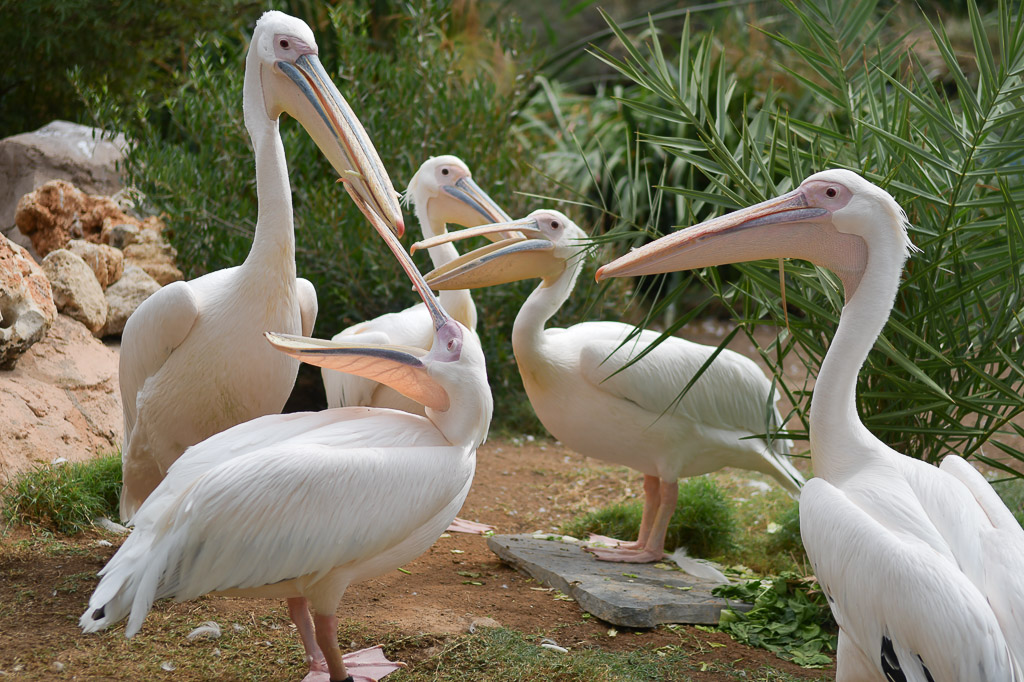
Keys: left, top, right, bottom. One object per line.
{"left": 487, "top": 534, "right": 751, "bottom": 628}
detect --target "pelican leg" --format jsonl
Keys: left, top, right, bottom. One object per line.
{"left": 586, "top": 479, "right": 677, "bottom": 563}
{"left": 289, "top": 597, "right": 330, "bottom": 680}
{"left": 313, "top": 612, "right": 349, "bottom": 682}
{"left": 584, "top": 474, "right": 660, "bottom": 551}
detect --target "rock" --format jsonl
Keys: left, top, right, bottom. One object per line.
{"left": 468, "top": 617, "right": 501, "bottom": 633}
{"left": 14, "top": 178, "right": 183, "bottom": 284}
{"left": 41, "top": 249, "right": 108, "bottom": 333}
{"left": 0, "top": 121, "right": 128, "bottom": 259}
{"left": 0, "top": 314, "right": 121, "bottom": 480}
{"left": 14, "top": 179, "right": 126, "bottom": 257}
{"left": 120, "top": 216, "right": 183, "bottom": 285}
{"left": 0, "top": 236, "right": 57, "bottom": 369}
{"left": 487, "top": 534, "right": 752, "bottom": 628}
{"left": 104, "top": 221, "right": 140, "bottom": 250}
{"left": 66, "top": 239, "right": 124, "bottom": 289}
{"left": 100, "top": 264, "right": 160, "bottom": 337}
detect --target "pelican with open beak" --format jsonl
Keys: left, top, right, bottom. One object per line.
{"left": 415, "top": 209, "right": 802, "bottom": 563}
{"left": 83, "top": 182, "right": 492, "bottom": 682}
{"left": 117, "top": 11, "right": 406, "bottom": 524}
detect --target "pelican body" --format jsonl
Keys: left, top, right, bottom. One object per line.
{"left": 82, "top": 186, "right": 492, "bottom": 682}
{"left": 118, "top": 11, "right": 404, "bottom": 522}
{"left": 598, "top": 170, "right": 1024, "bottom": 680}
{"left": 417, "top": 210, "right": 803, "bottom": 563}
{"left": 323, "top": 155, "right": 510, "bottom": 415}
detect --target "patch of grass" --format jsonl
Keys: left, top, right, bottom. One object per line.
{"left": 391, "top": 627, "right": 694, "bottom": 682}
{"left": 560, "top": 476, "right": 736, "bottom": 557}
{"left": 1, "top": 453, "right": 121, "bottom": 534}
{"left": 714, "top": 574, "right": 837, "bottom": 668}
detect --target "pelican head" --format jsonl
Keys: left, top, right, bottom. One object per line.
{"left": 412, "top": 209, "right": 585, "bottom": 290}
{"left": 405, "top": 156, "right": 512, "bottom": 239}
{"left": 249, "top": 11, "right": 404, "bottom": 236}
{"left": 596, "top": 169, "right": 912, "bottom": 301}
{"left": 267, "top": 183, "right": 492, "bottom": 443}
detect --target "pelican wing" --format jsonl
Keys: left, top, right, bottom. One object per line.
{"left": 118, "top": 281, "right": 200, "bottom": 451}
{"left": 94, "top": 433, "right": 467, "bottom": 637}
{"left": 575, "top": 323, "right": 787, "bottom": 443}
{"left": 146, "top": 408, "right": 442, "bottom": 509}
{"left": 800, "top": 477, "right": 1018, "bottom": 681}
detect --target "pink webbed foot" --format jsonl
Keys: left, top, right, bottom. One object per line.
{"left": 342, "top": 645, "right": 407, "bottom": 682}
{"left": 445, "top": 517, "right": 495, "bottom": 534}
{"left": 584, "top": 544, "right": 665, "bottom": 563}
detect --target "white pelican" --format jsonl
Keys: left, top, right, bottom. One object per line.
{"left": 117, "top": 11, "right": 404, "bottom": 522}
{"left": 322, "top": 154, "right": 510, "bottom": 415}
{"left": 415, "top": 209, "right": 803, "bottom": 563}
{"left": 81, "top": 185, "right": 492, "bottom": 682}
{"left": 597, "top": 169, "right": 1024, "bottom": 679}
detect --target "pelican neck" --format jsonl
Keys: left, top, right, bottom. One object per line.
{"left": 511, "top": 249, "right": 583, "bottom": 359}
{"left": 808, "top": 236, "right": 906, "bottom": 482}
{"left": 415, "top": 197, "right": 476, "bottom": 330}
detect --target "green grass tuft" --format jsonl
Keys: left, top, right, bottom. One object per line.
{"left": 560, "top": 476, "right": 736, "bottom": 557}
{"left": 2, "top": 453, "right": 122, "bottom": 534}
{"left": 391, "top": 626, "right": 695, "bottom": 682}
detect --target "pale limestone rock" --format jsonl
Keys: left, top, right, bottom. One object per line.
{"left": 100, "top": 264, "right": 160, "bottom": 337}
{"left": 0, "top": 236, "right": 57, "bottom": 370}
{"left": 41, "top": 249, "right": 107, "bottom": 333}
{"left": 66, "top": 238, "right": 124, "bottom": 289}
{"left": 120, "top": 216, "right": 183, "bottom": 285}
{"left": 0, "top": 120, "right": 127, "bottom": 260}
{"left": 0, "top": 314, "right": 121, "bottom": 480}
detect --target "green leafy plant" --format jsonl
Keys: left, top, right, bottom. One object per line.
{"left": 2, "top": 453, "right": 122, "bottom": 535}
{"left": 714, "top": 573, "right": 837, "bottom": 667}
{"left": 560, "top": 475, "right": 736, "bottom": 557}
{"left": 573, "top": 0, "right": 1024, "bottom": 475}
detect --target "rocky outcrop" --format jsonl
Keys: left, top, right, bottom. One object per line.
{"left": 0, "top": 237, "right": 58, "bottom": 370}
{"left": 119, "top": 217, "right": 183, "bottom": 286}
{"left": 66, "top": 239, "right": 124, "bottom": 289}
{"left": 41, "top": 249, "right": 108, "bottom": 334}
{"left": 100, "top": 265, "right": 160, "bottom": 337}
{"left": 0, "top": 121, "right": 128, "bottom": 261}
{"left": 0, "top": 314, "right": 121, "bottom": 479}
{"left": 16, "top": 179, "right": 183, "bottom": 285}
{"left": 16, "top": 179, "right": 127, "bottom": 257}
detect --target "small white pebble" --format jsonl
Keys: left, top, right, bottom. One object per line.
{"left": 212, "top": 649, "right": 221, "bottom": 658}
{"left": 526, "top": 434, "right": 535, "bottom": 442}
{"left": 95, "top": 539, "right": 113, "bottom": 547}
{"left": 161, "top": 661, "right": 176, "bottom": 672}
{"left": 51, "top": 457, "right": 69, "bottom": 466}
{"left": 51, "top": 662, "right": 65, "bottom": 672}
{"left": 232, "top": 623, "right": 245, "bottom": 632}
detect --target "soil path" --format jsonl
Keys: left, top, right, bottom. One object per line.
{"left": 0, "top": 437, "right": 832, "bottom": 681}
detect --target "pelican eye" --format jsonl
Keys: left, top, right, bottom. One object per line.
{"left": 441, "top": 167, "right": 450, "bottom": 176}
{"left": 279, "top": 39, "right": 290, "bottom": 49}
{"left": 825, "top": 187, "right": 838, "bottom": 198}
{"left": 447, "top": 338, "right": 457, "bottom": 351}
{"left": 551, "top": 220, "right": 560, "bottom": 229}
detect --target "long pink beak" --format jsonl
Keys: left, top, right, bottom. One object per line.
{"left": 596, "top": 189, "right": 829, "bottom": 280}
